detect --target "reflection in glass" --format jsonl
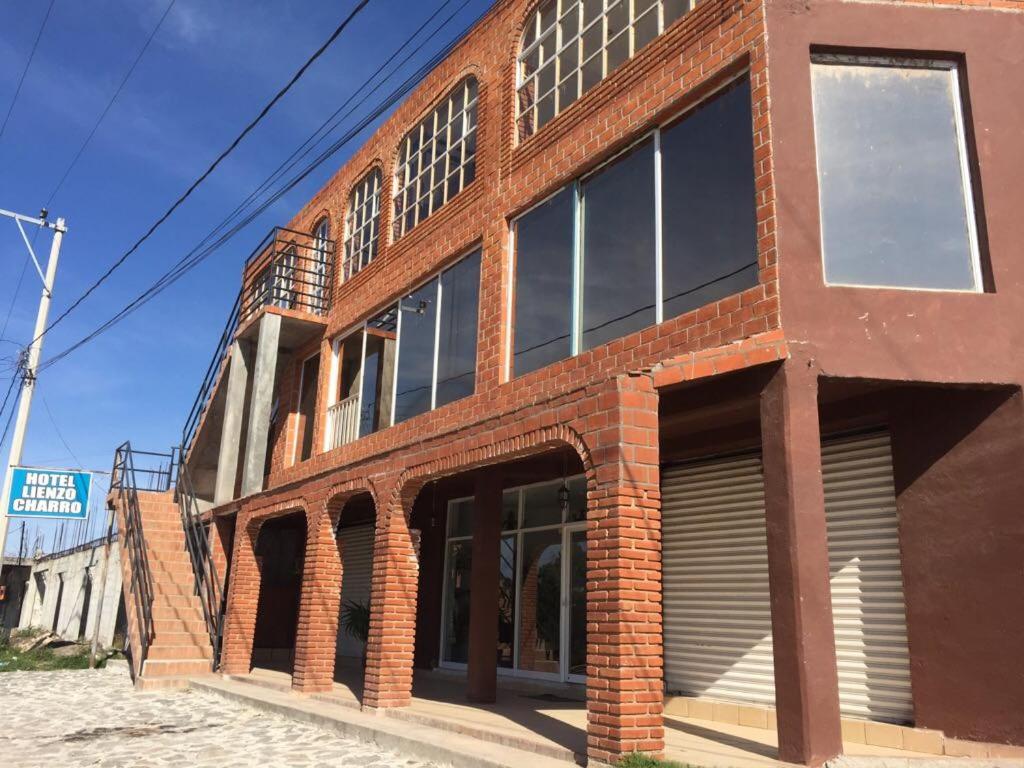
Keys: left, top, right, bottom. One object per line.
{"left": 518, "top": 530, "right": 562, "bottom": 674}
{"left": 523, "top": 482, "right": 563, "bottom": 529}
{"left": 498, "top": 535, "right": 517, "bottom": 668}
{"left": 568, "top": 529, "right": 587, "bottom": 677}
{"left": 436, "top": 251, "right": 481, "bottom": 407}
{"left": 442, "top": 540, "right": 472, "bottom": 664}
{"left": 448, "top": 498, "right": 473, "bottom": 538}
{"left": 811, "top": 61, "right": 979, "bottom": 291}
{"left": 394, "top": 279, "right": 438, "bottom": 423}
{"left": 513, "top": 187, "right": 575, "bottom": 376}
{"left": 581, "top": 139, "right": 657, "bottom": 350}
{"left": 661, "top": 77, "right": 759, "bottom": 320}
{"left": 360, "top": 308, "right": 397, "bottom": 436}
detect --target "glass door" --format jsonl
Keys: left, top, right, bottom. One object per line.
{"left": 564, "top": 525, "right": 587, "bottom": 683}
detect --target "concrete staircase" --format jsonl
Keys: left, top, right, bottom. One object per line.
{"left": 114, "top": 489, "right": 214, "bottom": 690}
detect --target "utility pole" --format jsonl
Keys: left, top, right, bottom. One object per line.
{"left": 0, "top": 208, "right": 66, "bottom": 562}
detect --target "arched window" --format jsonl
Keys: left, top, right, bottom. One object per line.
{"left": 517, "top": 0, "right": 695, "bottom": 139}
{"left": 392, "top": 77, "right": 478, "bottom": 239}
{"left": 310, "top": 217, "right": 331, "bottom": 311}
{"left": 342, "top": 169, "right": 381, "bottom": 281}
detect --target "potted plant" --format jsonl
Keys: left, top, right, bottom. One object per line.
{"left": 339, "top": 599, "right": 371, "bottom": 667}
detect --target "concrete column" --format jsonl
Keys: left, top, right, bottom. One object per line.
{"left": 363, "top": 483, "right": 418, "bottom": 709}
{"left": 467, "top": 469, "right": 502, "bottom": 703}
{"left": 214, "top": 340, "right": 252, "bottom": 505}
{"left": 241, "top": 314, "right": 281, "bottom": 498}
{"left": 759, "top": 361, "right": 842, "bottom": 766}
{"left": 292, "top": 508, "right": 343, "bottom": 693}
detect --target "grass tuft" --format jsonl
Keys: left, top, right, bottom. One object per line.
{"left": 616, "top": 751, "right": 691, "bottom": 768}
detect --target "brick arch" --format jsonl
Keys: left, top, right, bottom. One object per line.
{"left": 323, "top": 479, "right": 376, "bottom": 525}
{"left": 384, "top": 423, "right": 597, "bottom": 524}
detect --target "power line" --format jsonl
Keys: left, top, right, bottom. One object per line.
{"left": 30, "top": 0, "right": 374, "bottom": 345}
{"left": 41, "top": 395, "right": 83, "bottom": 469}
{"left": 0, "top": 0, "right": 57, "bottom": 144}
{"left": 38, "top": 0, "right": 487, "bottom": 372}
{"left": 44, "top": 0, "right": 177, "bottom": 207}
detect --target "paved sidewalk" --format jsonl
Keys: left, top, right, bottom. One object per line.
{"left": 0, "top": 664, "right": 442, "bottom": 768}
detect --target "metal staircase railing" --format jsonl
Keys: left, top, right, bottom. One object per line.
{"left": 110, "top": 442, "right": 172, "bottom": 671}
{"left": 174, "top": 456, "right": 224, "bottom": 668}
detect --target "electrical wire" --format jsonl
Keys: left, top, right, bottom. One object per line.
{"left": 28, "top": 0, "right": 374, "bottom": 345}
{"left": 41, "top": 395, "right": 84, "bottom": 469}
{"left": 44, "top": 0, "right": 178, "bottom": 207}
{"left": 0, "top": 0, "right": 57, "bottom": 144}
{"left": 37, "top": 0, "right": 488, "bottom": 372}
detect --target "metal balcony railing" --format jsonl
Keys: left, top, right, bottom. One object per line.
{"left": 241, "top": 227, "right": 334, "bottom": 323}
{"left": 326, "top": 393, "right": 360, "bottom": 451}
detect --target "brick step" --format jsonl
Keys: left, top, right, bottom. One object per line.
{"left": 154, "top": 617, "right": 209, "bottom": 635}
{"left": 147, "top": 644, "right": 212, "bottom": 661}
{"left": 151, "top": 581, "right": 199, "bottom": 598}
{"left": 150, "top": 595, "right": 203, "bottom": 611}
{"left": 135, "top": 675, "right": 192, "bottom": 692}
{"left": 148, "top": 556, "right": 194, "bottom": 573}
{"left": 150, "top": 605, "right": 204, "bottom": 623}
{"left": 140, "top": 658, "right": 212, "bottom": 678}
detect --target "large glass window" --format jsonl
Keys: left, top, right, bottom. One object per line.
{"left": 327, "top": 251, "right": 481, "bottom": 448}
{"left": 517, "top": 0, "right": 697, "bottom": 139}
{"left": 512, "top": 187, "right": 575, "bottom": 376}
{"left": 435, "top": 253, "right": 481, "bottom": 408}
{"left": 393, "top": 78, "right": 478, "bottom": 239}
{"left": 394, "top": 278, "right": 439, "bottom": 424}
{"left": 581, "top": 138, "right": 657, "bottom": 350}
{"left": 342, "top": 169, "right": 381, "bottom": 281}
{"left": 511, "top": 74, "right": 759, "bottom": 377}
{"left": 440, "top": 475, "right": 588, "bottom": 681}
{"left": 811, "top": 58, "right": 981, "bottom": 291}
{"left": 661, "top": 77, "right": 758, "bottom": 317}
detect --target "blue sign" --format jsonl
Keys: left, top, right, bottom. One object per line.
{"left": 7, "top": 467, "right": 92, "bottom": 520}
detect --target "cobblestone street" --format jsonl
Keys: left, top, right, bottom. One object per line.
{"left": 1, "top": 664, "right": 442, "bottom": 767}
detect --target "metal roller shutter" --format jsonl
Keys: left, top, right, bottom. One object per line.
{"left": 662, "top": 454, "right": 776, "bottom": 706}
{"left": 822, "top": 433, "right": 913, "bottom": 724}
{"left": 336, "top": 524, "right": 375, "bottom": 659}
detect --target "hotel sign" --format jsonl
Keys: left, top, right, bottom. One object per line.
{"left": 6, "top": 467, "right": 92, "bottom": 520}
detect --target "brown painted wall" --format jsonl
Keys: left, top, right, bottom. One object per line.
{"left": 891, "top": 387, "right": 1024, "bottom": 744}
{"left": 766, "top": 0, "right": 1024, "bottom": 387}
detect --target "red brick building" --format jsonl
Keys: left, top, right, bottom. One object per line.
{"left": 112, "top": 0, "right": 1024, "bottom": 765}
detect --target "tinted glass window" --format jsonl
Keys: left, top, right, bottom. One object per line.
{"left": 435, "top": 250, "right": 481, "bottom": 407}
{"left": 661, "top": 77, "right": 759, "bottom": 319}
{"left": 581, "top": 138, "right": 657, "bottom": 350}
{"left": 394, "top": 280, "right": 438, "bottom": 424}
{"left": 512, "top": 187, "right": 575, "bottom": 376}
{"left": 360, "top": 308, "right": 397, "bottom": 436}
{"left": 811, "top": 61, "right": 979, "bottom": 291}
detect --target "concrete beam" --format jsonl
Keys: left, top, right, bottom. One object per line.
{"left": 241, "top": 314, "right": 281, "bottom": 498}
{"left": 214, "top": 340, "right": 252, "bottom": 505}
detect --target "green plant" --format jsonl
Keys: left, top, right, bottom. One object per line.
{"left": 616, "top": 752, "right": 690, "bottom": 768}
{"left": 340, "top": 600, "right": 371, "bottom": 644}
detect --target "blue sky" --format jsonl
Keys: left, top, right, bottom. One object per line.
{"left": 0, "top": 0, "right": 495, "bottom": 555}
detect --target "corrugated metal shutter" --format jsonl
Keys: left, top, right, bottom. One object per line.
{"left": 336, "top": 524, "right": 374, "bottom": 659}
{"left": 822, "top": 433, "right": 913, "bottom": 724}
{"left": 662, "top": 454, "right": 776, "bottom": 706}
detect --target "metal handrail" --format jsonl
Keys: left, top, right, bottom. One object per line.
{"left": 110, "top": 441, "right": 160, "bottom": 671}
{"left": 327, "top": 393, "right": 361, "bottom": 450}
{"left": 175, "top": 456, "right": 223, "bottom": 668}
{"left": 240, "top": 227, "right": 335, "bottom": 323}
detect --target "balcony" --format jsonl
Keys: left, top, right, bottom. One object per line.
{"left": 241, "top": 227, "right": 335, "bottom": 324}
{"left": 326, "top": 393, "right": 360, "bottom": 451}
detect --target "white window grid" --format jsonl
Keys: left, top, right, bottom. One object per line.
{"left": 342, "top": 169, "right": 381, "bottom": 282}
{"left": 517, "top": 0, "right": 697, "bottom": 140}
{"left": 392, "top": 78, "right": 478, "bottom": 240}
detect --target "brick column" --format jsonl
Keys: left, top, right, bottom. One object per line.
{"left": 585, "top": 374, "right": 664, "bottom": 764}
{"left": 467, "top": 468, "right": 502, "bottom": 703}
{"left": 362, "top": 482, "right": 418, "bottom": 709}
{"left": 220, "top": 515, "right": 262, "bottom": 675}
{"left": 759, "top": 361, "right": 842, "bottom": 766}
{"left": 292, "top": 507, "right": 343, "bottom": 693}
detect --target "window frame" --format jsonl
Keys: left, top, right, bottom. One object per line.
{"left": 516, "top": 0, "right": 699, "bottom": 140}
{"left": 507, "top": 69, "right": 755, "bottom": 379}
{"left": 810, "top": 54, "right": 984, "bottom": 294}
{"left": 392, "top": 78, "right": 479, "bottom": 240}
{"left": 342, "top": 168, "right": 382, "bottom": 283}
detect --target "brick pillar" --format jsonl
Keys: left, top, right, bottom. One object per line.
{"left": 362, "top": 483, "right": 418, "bottom": 709}
{"left": 760, "top": 361, "right": 842, "bottom": 766}
{"left": 467, "top": 469, "right": 502, "bottom": 703}
{"left": 585, "top": 374, "right": 664, "bottom": 764}
{"left": 210, "top": 514, "right": 235, "bottom": 598}
{"left": 292, "top": 507, "right": 343, "bottom": 693}
{"left": 220, "top": 515, "right": 262, "bottom": 675}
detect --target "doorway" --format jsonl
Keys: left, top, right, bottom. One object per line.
{"left": 440, "top": 476, "right": 589, "bottom": 684}
{"left": 252, "top": 512, "right": 306, "bottom": 672}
